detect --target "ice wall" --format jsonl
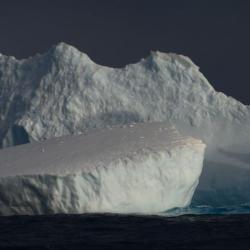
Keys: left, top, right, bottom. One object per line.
{"left": 0, "top": 123, "right": 205, "bottom": 215}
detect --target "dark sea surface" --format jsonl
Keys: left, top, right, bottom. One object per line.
{"left": 0, "top": 213, "right": 250, "bottom": 250}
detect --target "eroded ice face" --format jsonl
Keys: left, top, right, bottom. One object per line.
{"left": 0, "top": 122, "right": 205, "bottom": 215}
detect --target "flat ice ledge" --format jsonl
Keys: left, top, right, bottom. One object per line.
{"left": 0, "top": 122, "right": 205, "bottom": 215}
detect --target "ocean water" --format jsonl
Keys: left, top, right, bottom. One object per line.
{"left": 164, "top": 203, "right": 250, "bottom": 216}
{"left": 0, "top": 213, "right": 250, "bottom": 249}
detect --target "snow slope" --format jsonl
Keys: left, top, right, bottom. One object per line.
{"left": 0, "top": 122, "right": 205, "bottom": 215}
{"left": 1, "top": 43, "right": 250, "bottom": 206}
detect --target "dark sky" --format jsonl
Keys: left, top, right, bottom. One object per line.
{"left": 0, "top": 0, "right": 250, "bottom": 104}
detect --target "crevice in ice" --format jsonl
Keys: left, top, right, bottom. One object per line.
{"left": 2, "top": 125, "right": 30, "bottom": 148}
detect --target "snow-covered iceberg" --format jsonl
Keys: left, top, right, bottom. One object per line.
{"left": 1, "top": 42, "right": 250, "bottom": 207}
{"left": 0, "top": 122, "right": 205, "bottom": 215}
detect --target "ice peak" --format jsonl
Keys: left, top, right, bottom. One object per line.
{"left": 48, "top": 42, "right": 93, "bottom": 64}
{"left": 147, "top": 50, "right": 199, "bottom": 71}
{"left": 53, "top": 42, "right": 79, "bottom": 53}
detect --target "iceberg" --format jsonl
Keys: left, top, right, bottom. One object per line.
{"left": 1, "top": 42, "right": 250, "bottom": 206}
{"left": 0, "top": 123, "right": 205, "bottom": 215}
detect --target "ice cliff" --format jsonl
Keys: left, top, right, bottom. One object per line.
{"left": 0, "top": 123, "right": 205, "bottom": 215}
{"left": 1, "top": 43, "right": 250, "bottom": 206}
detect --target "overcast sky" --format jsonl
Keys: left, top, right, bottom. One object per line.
{"left": 0, "top": 0, "right": 250, "bottom": 104}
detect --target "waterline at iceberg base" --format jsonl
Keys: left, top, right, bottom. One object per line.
{"left": 0, "top": 122, "right": 205, "bottom": 215}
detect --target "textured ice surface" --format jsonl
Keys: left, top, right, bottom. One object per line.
{"left": 0, "top": 123, "right": 205, "bottom": 215}
{"left": 1, "top": 43, "right": 250, "bottom": 206}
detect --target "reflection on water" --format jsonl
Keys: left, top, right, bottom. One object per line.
{"left": 164, "top": 203, "right": 250, "bottom": 216}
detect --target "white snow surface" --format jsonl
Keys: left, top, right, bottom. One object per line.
{"left": 1, "top": 42, "right": 250, "bottom": 206}
{"left": 0, "top": 122, "right": 205, "bottom": 215}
